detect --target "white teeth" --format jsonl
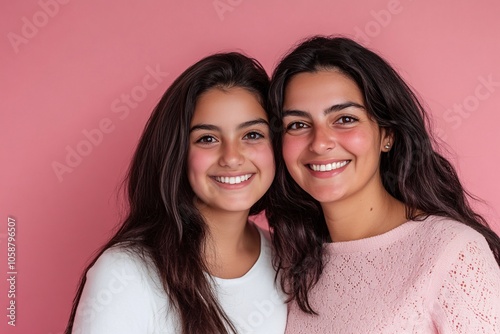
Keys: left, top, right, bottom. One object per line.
{"left": 215, "top": 174, "right": 252, "bottom": 184}
{"left": 309, "top": 161, "right": 349, "bottom": 172}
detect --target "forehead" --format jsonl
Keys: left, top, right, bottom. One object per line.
{"left": 284, "top": 70, "right": 364, "bottom": 110}
{"left": 192, "top": 87, "right": 268, "bottom": 124}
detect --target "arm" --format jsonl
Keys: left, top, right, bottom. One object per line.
{"left": 433, "top": 231, "right": 500, "bottom": 334}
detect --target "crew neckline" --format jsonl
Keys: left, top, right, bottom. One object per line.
{"left": 325, "top": 219, "right": 424, "bottom": 254}
{"left": 211, "top": 225, "right": 266, "bottom": 284}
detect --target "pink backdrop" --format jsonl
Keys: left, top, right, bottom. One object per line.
{"left": 1, "top": 0, "right": 499, "bottom": 332}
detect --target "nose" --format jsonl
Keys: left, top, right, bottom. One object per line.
{"left": 309, "top": 126, "right": 335, "bottom": 154}
{"left": 219, "top": 141, "right": 244, "bottom": 168}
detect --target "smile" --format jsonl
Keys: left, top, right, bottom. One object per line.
{"left": 308, "top": 160, "right": 349, "bottom": 172}
{"left": 214, "top": 174, "right": 253, "bottom": 184}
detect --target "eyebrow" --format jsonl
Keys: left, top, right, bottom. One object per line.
{"left": 190, "top": 118, "right": 269, "bottom": 133}
{"left": 283, "top": 102, "right": 365, "bottom": 118}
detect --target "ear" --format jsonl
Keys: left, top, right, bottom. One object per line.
{"left": 380, "top": 128, "right": 394, "bottom": 152}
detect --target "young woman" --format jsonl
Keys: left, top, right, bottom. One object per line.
{"left": 66, "top": 53, "right": 287, "bottom": 334}
{"left": 267, "top": 36, "right": 500, "bottom": 333}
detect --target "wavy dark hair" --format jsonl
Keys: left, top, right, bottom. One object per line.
{"left": 65, "top": 52, "right": 271, "bottom": 334}
{"left": 266, "top": 35, "right": 500, "bottom": 314}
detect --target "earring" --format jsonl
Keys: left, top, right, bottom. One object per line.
{"left": 384, "top": 143, "right": 391, "bottom": 149}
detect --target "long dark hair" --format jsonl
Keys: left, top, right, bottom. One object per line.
{"left": 66, "top": 52, "right": 271, "bottom": 334}
{"left": 267, "top": 35, "right": 500, "bottom": 314}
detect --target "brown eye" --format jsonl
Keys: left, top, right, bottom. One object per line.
{"left": 336, "top": 116, "right": 358, "bottom": 124}
{"left": 196, "top": 135, "right": 218, "bottom": 144}
{"left": 286, "top": 122, "right": 309, "bottom": 131}
{"left": 244, "top": 132, "right": 264, "bottom": 140}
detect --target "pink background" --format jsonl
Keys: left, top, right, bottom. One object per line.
{"left": 1, "top": 0, "right": 499, "bottom": 332}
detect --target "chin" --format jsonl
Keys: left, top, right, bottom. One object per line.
{"left": 216, "top": 201, "right": 255, "bottom": 213}
{"left": 308, "top": 190, "right": 345, "bottom": 204}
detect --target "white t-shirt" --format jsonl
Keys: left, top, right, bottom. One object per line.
{"left": 72, "top": 227, "right": 287, "bottom": 333}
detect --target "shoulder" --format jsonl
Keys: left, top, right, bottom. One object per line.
{"left": 72, "top": 245, "right": 171, "bottom": 333}
{"left": 414, "top": 215, "right": 488, "bottom": 248}
{"left": 90, "top": 245, "right": 151, "bottom": 275}
{"left": 84, "top": 245, "right": 158, "bottom": 291}
{"left": 406, "top": 215, "right": 498, "bottom": 281}
{"left": 420, "top": 215, "right": 499, "bottom": 287}
{"left": 95, "top": 244, "right": 167, "bottom": 293}
{"left": 423, "top": 218, "right": 500, "bottom": 332}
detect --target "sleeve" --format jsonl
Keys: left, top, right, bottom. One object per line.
{"left": 432, "top": 231, "right": 500, "bottom": 334}
{"left": 72, "top": 248, "right": 158, "bottom": 334}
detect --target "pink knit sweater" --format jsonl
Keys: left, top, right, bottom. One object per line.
{"left": 285, "top": 216, "right": 500, "bottom": 333}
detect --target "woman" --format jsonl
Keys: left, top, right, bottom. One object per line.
{"left": 66, "top": 52, "right": 287, "bottom": 334}
{"left": 268, "top": 36, "right": 500, "bottom": 333}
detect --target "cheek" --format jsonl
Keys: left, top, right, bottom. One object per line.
{"left": 340, "top": 129, "right": 379, "bottom": 156}
{"left": 248, "top": 143, "right": 275, "bottom": 176}
{"left": 282, "top": 135, "right": 306, "bottom": 166}
{"left": 187, "top": 149, "right": 213, "bottom": 180}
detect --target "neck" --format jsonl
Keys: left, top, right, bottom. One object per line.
{"left": 196, "top": 203, "right": 260, "bottom": 278}
{"left": 321, "top": 177, "right": 407, "bottom": 242}
{"left": 203, "top": 210, "right": 252, "bottom": 248}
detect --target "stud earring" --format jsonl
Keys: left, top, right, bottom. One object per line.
{"left": 384, "top": 143, "right": 391, "bottom": 149}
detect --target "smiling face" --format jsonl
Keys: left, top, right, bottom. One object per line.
{"left": 187, "top": 87, "right": 275, "bottom": 215}
{"left": 282, "top": 70, "right": 391, "bottom": 205}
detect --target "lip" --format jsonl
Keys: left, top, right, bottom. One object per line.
{"left": 305, "top": 160, "right": 350, "bottom": 178}
{"left": 210, "top": 173, "right": 255, "bottom": 188}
